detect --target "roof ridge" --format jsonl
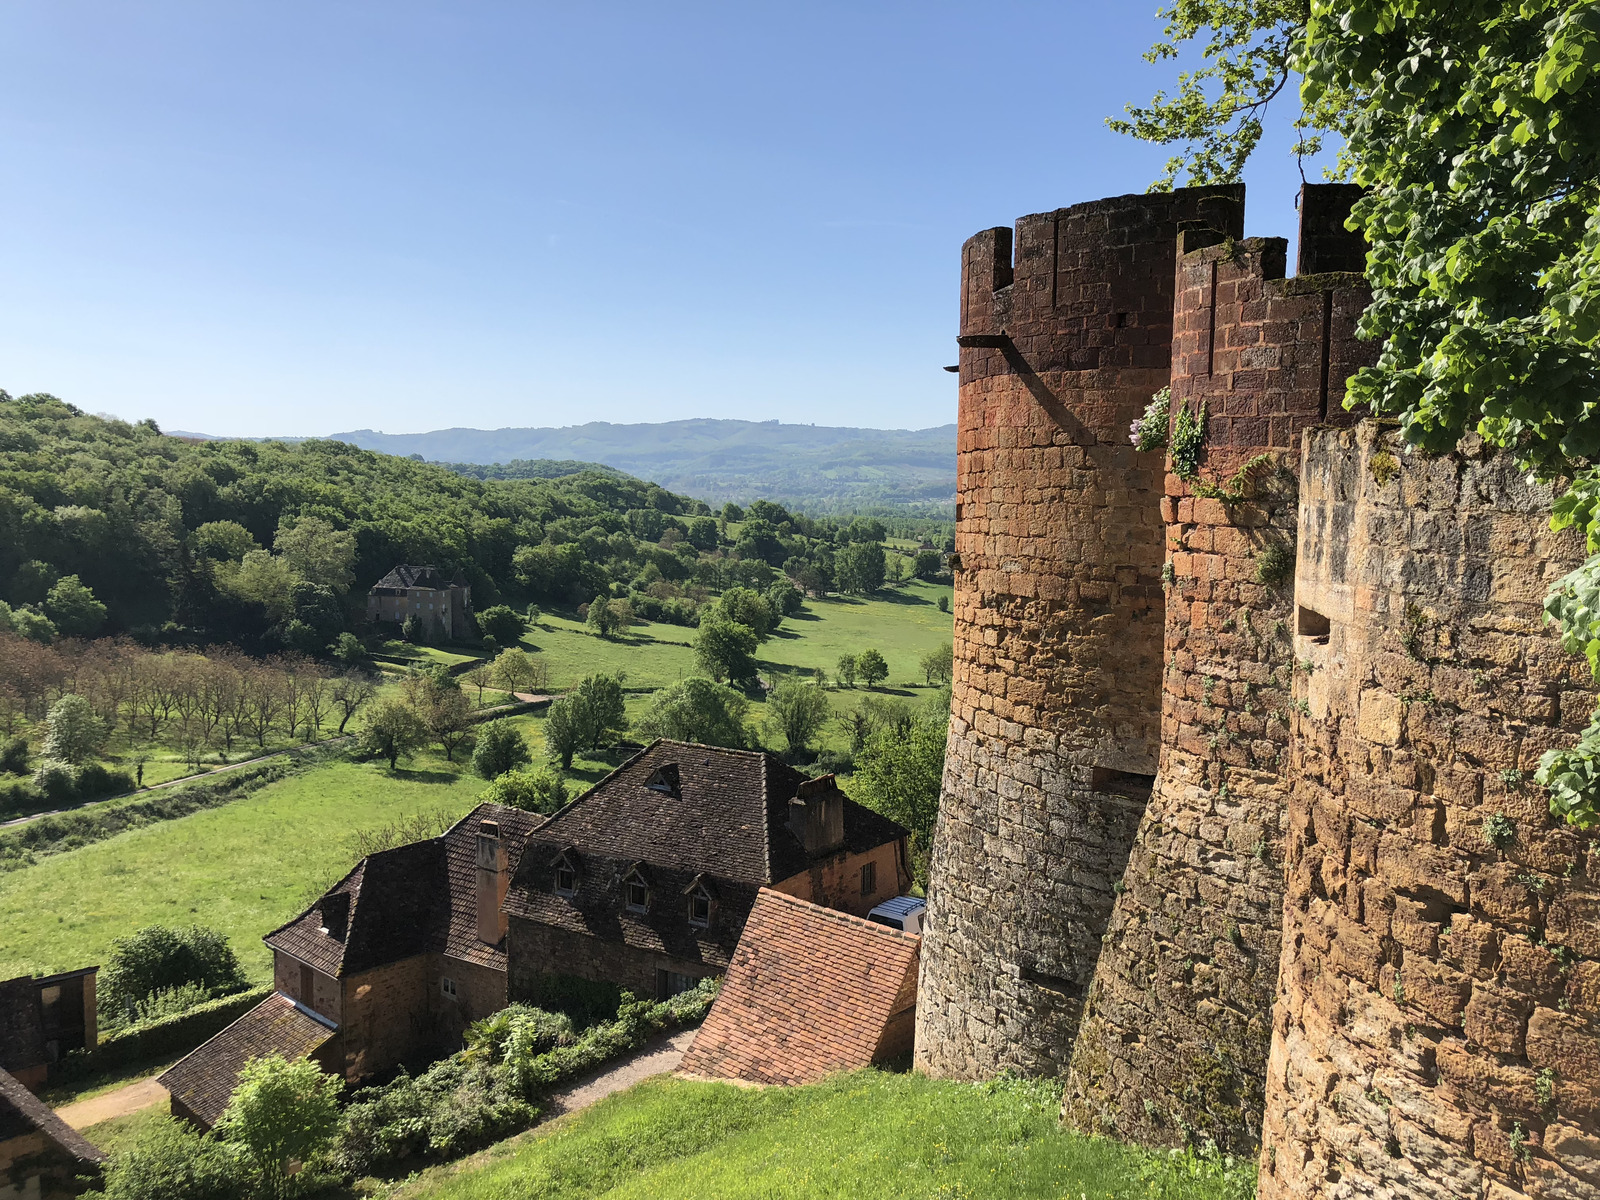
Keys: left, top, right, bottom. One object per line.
{"left": 755, "top": 887, "right": 922, "bottom": 943}
{"left": 759, "top": 752, "right": 774, "bottom": 882}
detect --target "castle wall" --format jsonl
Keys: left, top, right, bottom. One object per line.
{"left": 1259, "top": 423, "right": 1600, "bottom": 1199}
{"left": 915, "top": 186, "right": 1245, "bottom": 1078}
{"left": 1063, "top": 209, "right": 1375, "bottom": 1151}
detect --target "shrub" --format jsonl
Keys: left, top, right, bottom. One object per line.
{"left": 464, "top": 1004, "right": 575, "bottom": 1064}
{"left": 216, "top": 1054, "right": 343, "bottom": 1200}
{"left": 477, "top": 605, "right": 526, "bottom": 647}
{"left": 479, "top": 766, "right": 569, "bottom": 814}
{"left": 73, "top": 761, "right": 134, "bottom": 800}
{"left": 99, "top": 1115, "right": 252, "bottom": 1200}
{"left": 40, "top": 693, "right": 107, "bottom": 765}
{"left": 32, "top": 759, "right": 76, "bottom": 803}
{"left": 1130, "top": 386, "right": 1172, "bottom": 452}
{"left": 855, "top": 648, "right": 889, "bottom": 688}
{"left": 0, "top": 736, "right": 27, "bottom": 776}
{"left": 100, "top": 924, "right": 247, "bottom": 1026}
{"left": 472, "top": 720, "right": 532, "bottom": 780}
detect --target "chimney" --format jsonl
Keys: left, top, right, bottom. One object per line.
{"left": 319, "top": 892, "right": 350, "bottom": 941}
{"left": 788, "top": 775, "right": 845, "bottom": 857}
{"left": 476, "top": 820, "right": 508, "bottom": 944}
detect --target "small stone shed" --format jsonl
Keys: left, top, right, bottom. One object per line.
{"left": 679, "top": 888, "right": 920, "bottom": 1085}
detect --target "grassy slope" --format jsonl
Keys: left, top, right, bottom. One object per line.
{"left": 399, "top": 1073, "right": 1249, "bottom": 1200}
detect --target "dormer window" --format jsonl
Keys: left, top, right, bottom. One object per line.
{"left": 624, "top": 867, "right": 650, "bottom": 914}
{"left": 683, "top": 873, "right": 717, "bottom": 929}
{"left": 645, "top": 764, "right": 681, "bottom": 798}
{"left": 550, "top": 849, "right": 581, "bottom": 898}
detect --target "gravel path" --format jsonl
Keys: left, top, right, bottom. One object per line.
{"left": 55, "top": 1077, "right": 168, "bottom": 1130}
{"left": 546, "top": 1029, "right": 698, "bottom": 1116}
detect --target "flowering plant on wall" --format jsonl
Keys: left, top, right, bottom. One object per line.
{"left": 1130, "top": 387, "right": 1171, "bottom": 452}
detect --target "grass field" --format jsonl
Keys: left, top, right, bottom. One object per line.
{"left": 395, "top": 1072, "right": 1252, "bottom": 1200}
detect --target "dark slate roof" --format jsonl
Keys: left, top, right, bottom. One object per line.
{"left": 679, "top": 889, "right": 920, "bottom": 1086}
{"left": 158, "top": 994, "right": 335, "bottom": 1129}
{"left": 264, "top": 804, "right": 543, "bottom": 977}
{"left": 372, "top": 564, "right": 457, "bottom": 591}
{"left": 0, "top": 1066, "right": 104, "bottom": 1162}
{"left": 502, "top": 741, "right": 910, "bottom": 965}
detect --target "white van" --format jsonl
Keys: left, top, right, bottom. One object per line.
{"left": 867, "top": 895, "right": 926, "bottom": 936}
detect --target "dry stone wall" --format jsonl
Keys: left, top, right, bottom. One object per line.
{"left": 915, "top": 186, "right": 1244, "bottom": 1078}
{"left": 1063, "top": 210, "right": 1375, "bottom": 1152}
{"left": 1260, "top": 423, "right": 1600, "bottom": 1199}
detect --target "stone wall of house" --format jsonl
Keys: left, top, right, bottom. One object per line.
{"left": 507, "top": 918, "right": 723, "bottom": 1004}
{"left": 1259, "top": 423, "right": 1600, "bottom": 1199}
{"left": 915, "top": 186, "right": 1247, "bottom": 1078}
{"left": 430, "top": 955, "right": 507, "bottom": 1048}
{"left": 273, "top": 952, "right": 343, "bottom": 1025}
{"left": 336, "top": 956, "right": 432, "bottom": 1081}
{"left": 769, "top": 840, "right": 910, "bottom": 918}
{"left": 1063, "top": 200, "right": 1375, "bottom": 1152}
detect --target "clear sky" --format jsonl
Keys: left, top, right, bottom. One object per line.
{"left": 0, "top": 2, "right": 1333, "bottom": 437}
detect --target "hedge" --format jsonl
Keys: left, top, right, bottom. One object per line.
{"left": 55, "top": 986, "right": 274, "bottom": 1081}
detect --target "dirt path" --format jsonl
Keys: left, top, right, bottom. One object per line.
{"left": 55, "top": 1077, "right": 168, "bottom": 1130}
{"left": 544, "top": 1028, "right": 698, "bottom": 1117}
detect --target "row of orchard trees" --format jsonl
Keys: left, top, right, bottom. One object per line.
{"left": 0, "top": 632, "right": 375, "bottom": 759}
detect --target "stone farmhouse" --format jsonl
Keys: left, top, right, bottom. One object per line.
{"left": 162, "top": 743, "right": 912, "bottom": 1127}
{"left": 0, "top": 969, "right": 98, "bottom": 1092}
{"left": 0, "top": 1067, "right": 102, "bottom": 1198}
{"left": 366, "top": 565, "right": 473, "bottom": 640}
{"left": 505, "top": 741, "right": 911, "bottom": 1005}
{"left": 915, "top": 181, "right": 1600, "bottom": 1199}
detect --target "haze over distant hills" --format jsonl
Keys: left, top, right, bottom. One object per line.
{"left": 326, "top": 419, "right": 957, "bottom": 513}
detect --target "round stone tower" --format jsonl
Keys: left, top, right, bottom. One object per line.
{"left": 914, "top": 186, "right": 1244, "bottom": 1078}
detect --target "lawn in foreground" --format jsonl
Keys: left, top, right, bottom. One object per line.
{"left": 0, "top": 754, "right": 488, "bottom": 984}
{"left": 400, "top": 1072, "right": 1252, "bottom": 1200}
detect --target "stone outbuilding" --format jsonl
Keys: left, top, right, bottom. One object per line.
{"left": 0, "top": 1066, "right": 103, "bottom": 1196}
{"left": 679, "top": 888, "right": 920, "bottom": 1085}
{"left": 0, "top": 969, "right": 98, "bottom": 1091}
{"left": 505, "top": 741, "right": 912, "bottom": 1005}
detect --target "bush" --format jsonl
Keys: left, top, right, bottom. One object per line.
{"left": 522, "top": 973, "right": 626, "bottom": 1030}
{"left": 476, "top": 605, "right": 526, "bottom": 647}
{"left": 99, "top": 1116, "right": 252, "bottom": 1200}
{"left": 32, "top": 759, "right": 76, "bottom": 802}
{"left": 74, "top": 761, "right": 134, "bottom": 800}
{"left": 472, "top": 720, "right": 532, "bottom": 780}
{"left": 99, "top": 924, "right": 248, "bottom": 1027}
{"left": 479, "top": 766, "right": 569, "bottom": 814}
{"left": 0, "top": 736, "right": 27, "bottom": 776}
{"left": 216, "top": 1054, "right": 343, "bottom": 1200}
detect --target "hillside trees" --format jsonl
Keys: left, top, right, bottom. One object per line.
{"left": 694, "top": 616, "right": 758, "bottom": 685}
{"left": 764, "top": 678, "right": 830, "bottom": 760}
{"left": 636, "top": 678, "right": 750, "bottom": 748}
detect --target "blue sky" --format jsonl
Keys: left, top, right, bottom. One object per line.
{"left": 0, "top": 2, "right": 1332, "bottom": 436}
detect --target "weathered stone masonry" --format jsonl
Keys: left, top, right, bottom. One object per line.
{"left": 915, "top": 186, "right": 1245, "bottom": 1078}
{"left": 1064, "top": 199, "right": 1376, "bottom": 1152}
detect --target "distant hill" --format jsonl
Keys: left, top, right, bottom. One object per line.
{"left": 326, "top": 419, "right": 956, "bottom": 513}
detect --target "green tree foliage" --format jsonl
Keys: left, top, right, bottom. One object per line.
{"left": 636, "top": 677, "right": 750, "bottom": 748}
{"left": 473, "top": 719, "right": 533, "bottom": 780}
{"left": 836, "top": 653, "right": 858, "bottom": 689}
{"left": 193, "top": 520, "right": 260, "bottom": 562}
{"left": 0, "top": 736, "right": 27, "bottom": 775}
{"left": 586, "top": 595, "right": 622, "bottom": 638}
{"left": 39, "top": 693, "right": 107, "bottom": 765}
{"left": 99, "top": 1116, "right": 251, "bottom": 1200}
{"left": 685, "top": 516, "right": 719, "bottom": 551}
{"left": 43, "top": 574, "right": 107, "bottom": 637}
{"left": 834, "top": 541, "right": 887, "bottom": 595}
{"left": 920, "top": 643, "right": 954, "bottom": 686}
{"left": 850, "top": 691, "right": 950, "bottom": 884}
{"left": 99, "top": 923, "right": 247, "bottom": 1023}
{"left": 570, "top": 674, "right": 628, "bottom": 750}
{"left": 714, "top": 587, "right": 778, "bottom": 641}
{"left": 477, "top": 604, "right": 526, "bottom": 647}
{"left": 913, "top": 550, "right": 944, "bottom": 580}
{"left": 216, "top": 1053, "right": 343, "bottom": 1200}
{"left": 406, "top": 672, "right": 474, "bottom": 761}
{"left": 855, "top": 648, "right": 890, "bottom": 688}
{"left": 359, "top": 697, "right": 429, "bottom": 769}
{"left": 764, "top": 677, "right": 831, "bottom": 759}
{"left": 273, "top": 516, "right": 357, "bottom": 592}
{"left": 479, "top": 765, "right": 570, "bottom": 814}
{"left": 542, "top": 697, "right": 583, "bottom": 770}
{"left": 490, "top": 647, "right": 546, "bottom": 693}
{"left": 694, "top": 616, "right": 759, "bottom": 685}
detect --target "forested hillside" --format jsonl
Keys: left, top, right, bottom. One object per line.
{"left": 0, "top": 393, "right": 948, "bottom": 652}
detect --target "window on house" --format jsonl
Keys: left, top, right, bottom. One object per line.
{"left": 441, "top": 977, "right": 458, "bottom": 1000}
{"left": 624, "top": 869, "right": 649, "bottom": 914}
{"left": 688, "top": 887, "right": 712, "bottom": 928}
{"left": 860, "top": 861, "right": 877, "bottom": 897}
{"left": 555, "top": 863, "right": 577, "bottom": 896}
{"left": 645, "top": 764, "right": 681, "bottom": 797}
{"left": 657, "top": 970, "right": 696, "bottom": 999}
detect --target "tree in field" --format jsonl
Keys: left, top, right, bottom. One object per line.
{"left": 477, "top": 604, "right": 526, "bottom": 647}
{"left": 570, "top": 674, "right": 628, "bottom": 751}
{"left": 920, "top": 643, "right": 954, "bottom": 686}
{"left": 463, "top": 663, "right": 494, "bottom": 708}
{"left": 764, "top": 677, "right": 830, "bottom": 760}
{"left": 273, "top": 515, "right": 357, "bottom": 592}
{"left": 216, "top": 1053, "right": 343, "bottom": 1200}
{"left": 330, "top": 632, "right": 369, "bottom": 669}
{"left": 856, "top": 648, "right": 889, "bottom": 688}
{"left": 767, "top": 579, "right": 804, "bottom": 618}
{"left": 473, "top": 719, "right": 532, "bottom": 780}
{"left": 40, "top": 693, "right": 107, "bottom": 765}
{"left": 542, "top": 697, "right": 583, "bottom": 770}
{"left": 715, "top": 587, "right": 778, "bottom": 641}
{"left": 330, "top": 672, "right": 375, "bottom": 734}
{"left": 43, "top": 575, "right": 107, "bottom": 637}
{"left": 479, "top": 765, "right": 569, "bottom": 814}
{"left": 359, "top": 697, "right": 428, "bottom": 769}
{"left": 694, "top": 616, "right": 758, "bottom": 685}
{"left": 586, "top": 595, "right": 621, "bottom": 639}
{"left": 913, "top": 550, "right": 943, "bottom": 581}
{"left": 405, "top": 671, "right": 473, "bottom": 761}
{"left": 635, "top": 677, "right": 749, "bottom": 748}
{"left": 834, "top": 541, "right": 886, "bottom": 595}
{"left": 937, "top": 594, "right": 949, "bottom": 614}
{"left": 491, "top": 647, "right": 547, "bottom": 693}
{"left": 835, "top": 653, "right": 858, "bottom": 689}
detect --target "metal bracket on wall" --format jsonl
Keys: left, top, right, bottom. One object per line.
{"left": 956, "top": 333, "right": 1011, "bottom": 349}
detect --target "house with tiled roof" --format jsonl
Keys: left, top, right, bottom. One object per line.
{"left": 0, "top": 1066, "right": 103, "bottom": 1197}
{"left": 504, "top": 740, "right": 912, "bottom": 1005}
{"left": 367, "top": 564, "right": 473, "bottom": 640}
{"left": 679, "top": 888, "right": 920, "bottom": 1086}
{"left": 159, "top": 803, "right": 542, "bottom": 1127}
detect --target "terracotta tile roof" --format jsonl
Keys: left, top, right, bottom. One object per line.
{"left": 504, "top": 741, "right": 907, "bottom": 915}
{"left": 0, "top": 1066, "right": 104, "bottom": 1162}
{"left": 678, "top": 888, "right": 921, "bottom": 1086}
{"left": 264, "top": 803, "right": 543, "bottom": 977}
{"left": 157, "top": 993, "right": 336, "bottom": 1128}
